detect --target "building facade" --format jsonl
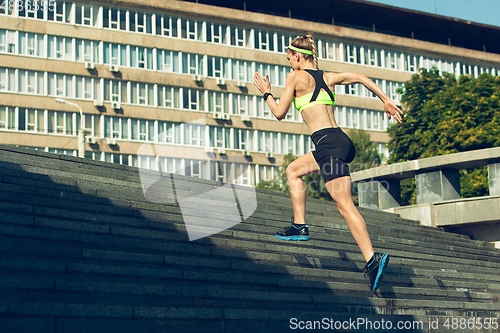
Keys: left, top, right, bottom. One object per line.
{"left": 1, "top": 0, "right": 499, "bottom": 186}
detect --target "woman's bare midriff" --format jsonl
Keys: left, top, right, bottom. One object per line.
{"left": 300, "top": 104, "right": 339, "bottom": 135}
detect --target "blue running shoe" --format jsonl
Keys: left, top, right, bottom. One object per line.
{"left": 362, "top": 252, "right": 390, "bottom": 292}
{"left": 275, "top": 219, "right": 309, "bottom": 241}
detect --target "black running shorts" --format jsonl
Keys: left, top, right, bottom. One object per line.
{"left": 311, "top": 127, "right": 355, "bottom": 184}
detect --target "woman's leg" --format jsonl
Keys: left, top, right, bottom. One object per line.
{"left": 325, "top": 176, "right": 374, "bottom": 262}
{"left": 285, "top": 152, "right": 321, "bottom": 225}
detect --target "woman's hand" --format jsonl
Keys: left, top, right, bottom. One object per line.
{"left": 384, "top": 99, "right": 404, "bottom": 124}
{"left": 253, "top": 72, "right": 271, "bottom": 94}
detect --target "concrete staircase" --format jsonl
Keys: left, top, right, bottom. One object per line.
{"left": 1, "top": 144, "right": 500, "bottom": 333}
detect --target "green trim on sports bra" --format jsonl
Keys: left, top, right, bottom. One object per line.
{"left": 293, "top": 90, "right": 335, "bottom": 112}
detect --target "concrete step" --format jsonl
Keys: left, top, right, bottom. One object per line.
{"left": 2, "top": 164, "right": 498, "bottom": 261}
{"left": 1, "top": 145, "right": 500, "bottom": 332}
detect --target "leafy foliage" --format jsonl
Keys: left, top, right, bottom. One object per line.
{"left": 387, "top": 69, "right": 500, "bottom": 200}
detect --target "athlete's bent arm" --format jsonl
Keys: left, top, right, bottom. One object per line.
{"left": 333, "top": 72, "right": 404, "bottom": 124}
{"left": 253, "top": 72, "right": 296, "bottom": 121}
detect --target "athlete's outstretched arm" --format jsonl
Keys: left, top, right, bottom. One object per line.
{"left": 253, "top": 71, "right": 296, "bottom": 121}
{"left": 333, "top": 72, "right": 404, "bottom": 124}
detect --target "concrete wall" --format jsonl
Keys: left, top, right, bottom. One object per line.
{"left": 385, "top": 195, "right": 500, "bottom": 247}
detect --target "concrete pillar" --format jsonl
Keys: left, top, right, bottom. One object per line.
{"left": 488, "top": 161, "right": 500, "bottom": 196}
{"left": 358, "top": 179, "right": 401, "bottom": 210}
{"left": 416, "top": 168, "right": 460, "bottom": 204}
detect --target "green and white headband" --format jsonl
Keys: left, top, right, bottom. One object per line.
{"left": 288, "top": 45, "right": 313, "bottom": 55}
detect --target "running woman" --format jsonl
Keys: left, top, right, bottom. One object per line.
{"left": 253, "top": 34, "right": 403, "bottom": 292}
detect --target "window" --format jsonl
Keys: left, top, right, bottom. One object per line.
{"left": 318, "top": 39, "right": 336, "bottom": 61}
{"left": 0, "top": 29, "right": 17, "bottom": 54}
{"left": 441, "top": 59, "right": 456, "bottom": 75}
{"left": 366, "top": 110, "right": 384, "bottom": 131}
{"left": 156, "top": 15, "right": 178, "bottom": 37}
{"left": 259, "top": 131, "right": 277, "bottom": 153}
{"left": 257, "top": 165, "right": 277, "bottom": 182}
{"left": 254, "top": 63, "right": 273, "bottom": 86}
{"left": 75, "top": 2, "right": 99, "bottom": 27}
{"left": 345, "top": 107, "right": 362, "bottom": 129}
{"left": 17, "top": 0, "right": 45, "bottom": 20}
{"left": 234, "top": 163, "right": 252, "bottom": 186}
{"left": 158, "top": 121, "right": 181, "bottom": 144}
{"left": 212, "top": 161, "right": 232, "bottom": 182}
{"left": 48, "top": 110, "right": 74, "bottom": 135}
{"left": 18, "top": 32, "right": 44, "bottom": 57}
{"left": 104, "top": 79, "right": 128, "bottom": 103}
{"left": 130, "top": 46, "right": 154, "bottom": 69}
{"left": 131, "top": 118, "right": 153, "bottom": 141}
{"left": 385, "top": 50, "right": 401, "bottom": 70}
{"left": 184, "top": 123, "right": 205, "bottom": 146}
{"left": 180, "top": 18, "right": 203, "bottom": 41}
{"left": 232, "top": 94, "right": 253, "bottom": 116}
{"left": 404, "top": 53, "right": 418, "bottom": 72}
{"left": 230, "top": 26, "right": 250, "bottom": 48}
{"left": 104, "top": 115, "right": 124, "bottom": 139}
{"left": 75, "top": 76, "right": 94, "bottom": 100}
{"left": 0, "top": 106, "right": 16, "bottom": 130}
{"left": 284, "top": 103, "right": 299, "bottom": 122}
{"left": 48, "top": 36, "right": 73, "bottom": 60}
{"left": 255, "top": 97, "right": 272, "bottom": 119}
{"left": 0, "top": 67, "right": 17, "bottom": 92}
{"left": 254, "top": 30, "right": 274, "bottom": 52}
{"left": 461, "top": 63, "right": 474, "bottom": 76}
{"left": 387, "top": 81, "right": 403, "bottom": 103}
{"left": 103, "top": 42, "right": 127, "bottom": 66}
{"left": 103, "top": 7, "right": 126, "bottom": 30}
{"left": 364, "top": 46, "right": 381, "bottom": 67}
{"left": 280, "top": 133, "right": 300, "bottom": 155}
{"left": 276, "top": 32, "right": 293, "bottom": 53}
{"left": 233, "top": 129, "right": 254, "bottom": 150}
{"left": 18, "top": 108, "right": 44, "bottom": 132}
{"left": 129, "top": 12, "right": 153, "bottom": 34}
{"left": 76, "top": 39, "right": 99, "bottom": 63}
{"left": 344, "top": 44, "right": 361, "bottom": 64}
{"left": 82, "top": 113, "right": 101, "bottom": 137}
{"left": 157, "top": 49, "right": 179, "bottom": 72}
{"left": 182, "top": 88, "right": 204, "bottom": 111}
{"left": 277, "top": 66, "right": 291, "bottom": 87}
{"left": 19, "top": 69, "right": 44, "bottom": 94}
{"left": 181, "top": 53, "right": 203, "bottom": 75}
{"left": 48, "top": 73, "right": 68, "bottom": 97}
{"left": 158, "top": 85, "right": 180, "bottom": 109}
{"left": 0, "top": 0, "right": 13, "bottom": 15}
{"left": 209, "top": 126, "right": 230, "bottom": 148}
{"left": 48, "top": 1, "right": 72, "bottom": 23}
{"left": 344, "top": 83, "right": 365, "bottom": 97}
{"left": 207, "top": 23, "right": 228, "bottom": 44}
{"left": 303, "top": 135, "right": 313, "bottom": 154}
{"left": 131, "top": 82, "right": 154, "bottom": 105}
{"left": 184, "top": 159, "right": 205, "bottom": 179}
{"left": 207, "top": 56, "right": 229, "bottom": 79}
{"left": 208, "top": 91, "right": 228, "bottom": 113}
{"left": 231, "top": 59, "right": 251, "bottom": 82}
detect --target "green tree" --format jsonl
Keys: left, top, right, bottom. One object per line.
{"left": 347, "top": 129, "right": 382, "bottom": 172}
{"left": 387, "top": 69, "right": 500, "bottom": 203}
{"left": 347, "top": 129, "right": 383, "bottom": 205}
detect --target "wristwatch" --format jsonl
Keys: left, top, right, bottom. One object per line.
{"left": 263, "top": 92, "right": 273, "bottom": 101}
